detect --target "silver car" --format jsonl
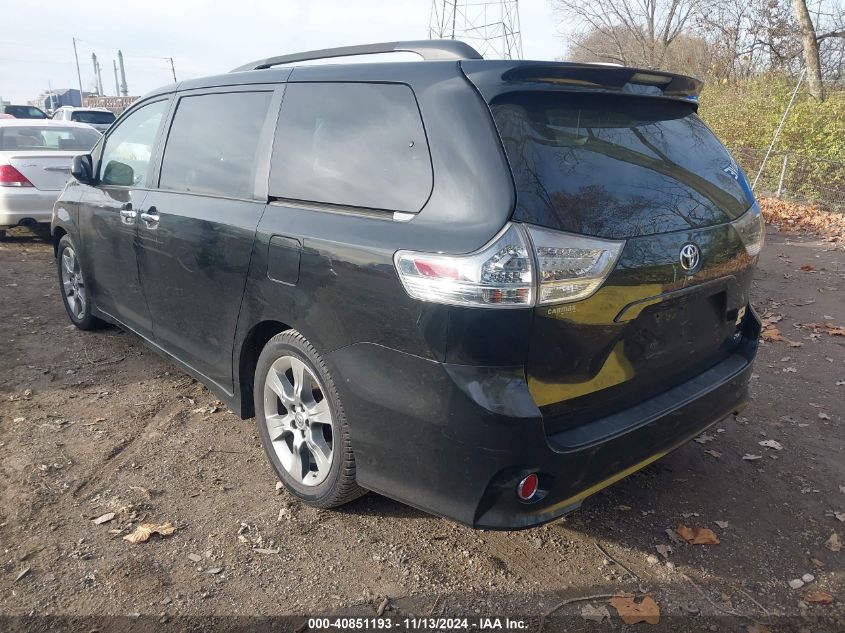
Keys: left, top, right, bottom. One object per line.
{"left": 0, "top": 120, "right": 101, "bottom": 239}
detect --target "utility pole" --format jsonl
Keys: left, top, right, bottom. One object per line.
{"left": 72, "top": 37, "right": 84, "bottom": 105}
{"left": 117, "top": 50, "right": 128, "bottom": 96}
{"left": 168, "top": 57, "right": 177, "bottom": 83}
{"left": 113, "top": 60, "right": 120, "bottom": 95}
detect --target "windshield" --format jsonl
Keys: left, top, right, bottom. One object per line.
{"left": 491, "top": 92, "right": 753, "bottom": 238}
{"left": 71, "top": 110, "right": 116, "bottom": 125}
{"left": 0, "top": 126, "right": 101, "bottom": 151}
{"left": 4, "top": 105, "right": 47, "bottom": 119}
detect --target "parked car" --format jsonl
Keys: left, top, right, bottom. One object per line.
{"left": 51, "top": 40, "right": 763, "bottom": 529}
{"left": 1, "top": 104, "right": 49, "bottom": 119}
{"left": 0, "top": 120, "right": 101, "bottom": 239}
{"left": 51, "top": 107, "right": 117, "bottom": 132}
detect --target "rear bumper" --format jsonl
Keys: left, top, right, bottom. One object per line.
{"left": 0, "top": 188, "right": 58, "bottom": 227}
{"left": 329, "top": 309, "right": 759, "bottom": 530}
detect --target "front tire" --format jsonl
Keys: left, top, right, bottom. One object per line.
{"left": 57, "top": 235, "right": 102, "bottom": 330}
{"left": 254, "top": 330, "right": 365, "bottom": 508}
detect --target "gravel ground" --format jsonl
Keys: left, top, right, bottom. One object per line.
{"left": 0, "top": 226, "right": 843, "bottom": 632}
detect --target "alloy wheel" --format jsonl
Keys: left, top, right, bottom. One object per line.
{"left": 61, "top": 247, "right": 86, "bottom": 320}
{"left": 263, "top": 355, "right": 334, "bottom": 486}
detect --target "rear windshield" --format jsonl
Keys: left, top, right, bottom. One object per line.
{"left": 0, "top": 126, "right": 101, "bottom": 151}
{"left": 4, "top": 105, "right": 47, "bottom": 119}
{"left": 71, "top": 110, "right": 116, "bottom": 125}
{"left": 491, "top": 93, "right": 753, "bottom": 238}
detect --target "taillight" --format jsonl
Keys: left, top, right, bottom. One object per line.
{"left": 731, "top": 202, "right": 765, "bottom": 257}
{"left": 393, "top": 223, "right": 624, "bottom": 308}
{"left": 394, "top": 224, "right": 534, "bottom": 307}
{"left": 0, "top": 165, "right": 34, "bottom": 187}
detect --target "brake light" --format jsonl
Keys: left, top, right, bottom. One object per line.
{"left": 394, "top": 223, "right": 624, "bottom": 308}
{"left": 0, "top": 165, "right": 34, "bottom": 187}
{"left": 394, "top": 224, "right": 534, "bottom": 307}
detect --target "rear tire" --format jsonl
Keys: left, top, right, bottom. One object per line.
{"left": 57, "top": 235, "right": 103, "bottom": 330}
{"left": 254, "top": 330, "right": 365, "bottom": 508}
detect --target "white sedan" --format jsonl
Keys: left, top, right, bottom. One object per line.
{"left": 0, "top": 119, "right": 101, "bottom": 239}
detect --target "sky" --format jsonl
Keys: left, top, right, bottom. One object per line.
{"left": 0, "top": 0, "right": 567, "bottom": 104}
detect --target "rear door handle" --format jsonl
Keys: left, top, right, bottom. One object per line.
{"left": 139, "top": 207, "right": 160, "bottom": 228}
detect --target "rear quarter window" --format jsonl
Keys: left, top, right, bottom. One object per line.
{"left": 269, "top": 82, "right": 432, "bottom": 212}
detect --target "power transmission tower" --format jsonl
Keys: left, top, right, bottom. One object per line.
{"left": 429, "top": 0, "right": 522, "bottom": 59}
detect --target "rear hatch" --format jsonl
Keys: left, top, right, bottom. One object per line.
{"left": 463, "top": 61, "right": 760, "bottom": 433}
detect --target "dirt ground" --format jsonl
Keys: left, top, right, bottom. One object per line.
{"left": 0, "top": 225, "right": 843, "bottom": 632}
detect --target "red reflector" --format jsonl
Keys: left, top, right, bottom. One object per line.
{"left": 0, "top": 164, "right": 34, "bottom": 187}
{"left": 517, "top": 473, "right": 539, "bottom": 501}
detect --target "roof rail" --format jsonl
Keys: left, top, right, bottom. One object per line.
{"left": 230, "top": 40, "right": 482, "bottom": 72}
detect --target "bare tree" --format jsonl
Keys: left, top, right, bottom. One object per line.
{"left": 793, "top": 0, "right": 827, "bottom": 97}
{"left": 551, "top": 0, "right": 704, "bottom": 69}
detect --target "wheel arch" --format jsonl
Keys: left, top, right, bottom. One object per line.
{"left": 237, "top": 319, "right": 293, "bottom": 419}
{"left": 52, "top": 226, "right": 68, "bottom": 257}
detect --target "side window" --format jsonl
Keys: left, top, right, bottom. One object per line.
{"left": 100, "top": 99, "right": 169, "bottom": 187}
{"left": 269, "top": 83, "right": 432, "bottom": 212}
{"left": 158, "top": 91, "right": 273, "bottom": 199}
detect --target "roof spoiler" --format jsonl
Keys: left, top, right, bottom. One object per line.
{"left": 232, "top": 40, "right": 482, "bottom": 72}
{"left": 461, "top": 60, "right": 703, "bottom": 104}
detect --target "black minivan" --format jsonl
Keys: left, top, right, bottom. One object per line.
{"left": 52, "top": 40, "right": 763, "bottom": 529}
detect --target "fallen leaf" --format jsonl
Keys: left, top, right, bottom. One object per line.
{"left": 743, "top": 453, "right": 763, "bottom": 461}
{"left": 608, "top": 594, "right": 660, "bottom": 625}
{"left": 818, "top": 412, "right": 831, "bottom": 420}
{"left": 761, "top": 325, "right": 785, "bottom": 342}
{"left": 695, "top": 433, "right": 715, "bottom": 444}
{"left": 759, "top": 439, "right": 783, "bottom": 451}
{"left": 800, "top": 264, "right": 815, "bottom": 271}
{"left": 825, "top": 532, "right": 841, "bottom": 552}
{"left": 616, "top": 505, "right": 632, "bottom": 511}
{"left": 187, "top": 553, "right": 202, "bottom": 562}
{"left": 715, "top": 520, "right": 729, "bottom": 528}
{"left": 676, "top": 523, "right": 720, "bottom": 545}
{"left": 803, "top": 591, "right": 834, "bottom": 605}
{"left": 93, "top": 512, "right": 115, "bottom": 525}
{"left": 810, "top": 557, "right": 825, "bottom": 567}
{"left": 835, "top": 512, "right": 845, "bottom": 522}
{"left": 123, "top": 522, "right": 177, "bottom": 544}
{"left": 580, "top": 603, "right": 611, "bottom": 623}
{"left": 655, "top": 544, "right": 673, "bottom": 558}
{"left": 15, "top": 567, "right": 31, "bottom": 582}
{"left": 205, "top": 567, "right": 223, "bottom": 574}
{"left": 705, "top": 449, "right": 722, "bottom": 459}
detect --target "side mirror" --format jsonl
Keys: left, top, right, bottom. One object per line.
{"left": 70, "top": 154, "right": 94, "bottom": 185}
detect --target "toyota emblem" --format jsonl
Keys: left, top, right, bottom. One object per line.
{"left": 679, "top": 243, "right": 701, "bottom": 273}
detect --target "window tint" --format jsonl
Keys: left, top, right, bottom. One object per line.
{"left": 491, "top": 92, "right": 753, "bottom": 238}
{"left": 159, "top": 91, "right": 272, "bottom": 199}
{"left": 72, "top": 110, "right": 116, "bottom": 125}
{"left": 269, "top": 83, "right": 432, "bottom": 212}
{"left": 0, "top": 126, "right": 101, "bottom": 151}
{"left": 100, "top": 99, "right": 168, "bottom": 187}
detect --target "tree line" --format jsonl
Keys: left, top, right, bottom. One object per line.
{"left": 553, "top": 0, "right": 845, "bottom": 99}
